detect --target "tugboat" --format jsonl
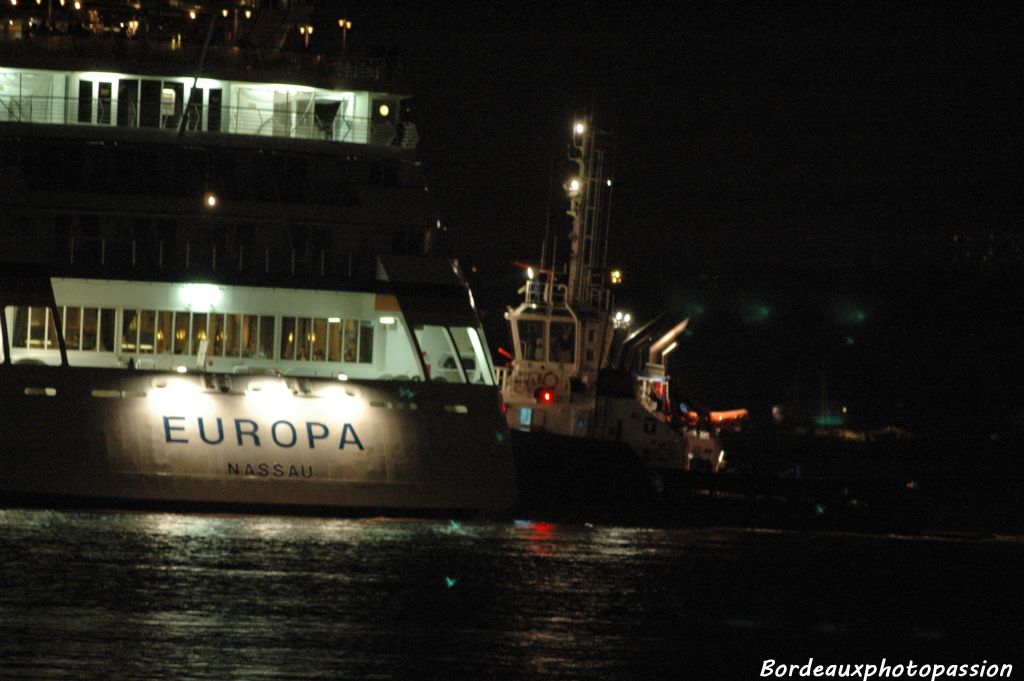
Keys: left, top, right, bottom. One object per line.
{"left": 0, "top": 1, "right": 515, "bottom": 515}
{"left": 496, "top": 117, "right": 747, "bottom": 513}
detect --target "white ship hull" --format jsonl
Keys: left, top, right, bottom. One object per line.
{"left": 0, "top": 366, "right": 516, "bottom": 513}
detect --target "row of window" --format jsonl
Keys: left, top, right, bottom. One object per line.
{"left": 8, "top": 306, "right": 374, "bottom": 364}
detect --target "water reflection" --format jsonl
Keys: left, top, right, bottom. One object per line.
{"left": 0, "top": 509, "right": 1022, "bottom": 679}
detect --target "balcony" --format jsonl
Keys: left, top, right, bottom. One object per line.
{"left": 0, "top": 93, "right": 398, "bottom": 145}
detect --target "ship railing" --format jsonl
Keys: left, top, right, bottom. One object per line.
{"left": 520, "top": 280, "right": 569, "bottom": 308}
{"left": 0, "top": 94, "right": 411, "bottom": 147}
{"left": 59, "top": 236, "right": 375, "bottom": 281}
{"left": 0, "top": 35, "right": 395, "bottom": 84}
{"left": 495, "top": 365, "right": 509, "bottom": 391}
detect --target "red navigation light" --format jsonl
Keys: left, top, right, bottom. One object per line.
{"left": 533, "top": 386, "right": 556, "bottom": 404}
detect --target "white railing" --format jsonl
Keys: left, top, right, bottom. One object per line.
{"left": 0, "top": 94, "right": 412, "bottom": 147}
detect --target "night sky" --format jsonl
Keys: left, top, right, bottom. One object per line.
{"left": 311, "top": 4, "right": 1023, "bottom": 442}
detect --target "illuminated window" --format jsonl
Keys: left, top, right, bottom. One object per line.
{"left": 281, "top": 317, "right": 296, "bottom": 360}
{"left": 448, "top": 326, "right": 494, "bottom": 385}
{"left": 241, "top": 314, "right": 268, "bottom": 359}
{"left": 518, "top": 319, "right": 545, "bottom": 361}
{"left": 64, "top": 306, "right": 82, "bottom": 350}
{"left": 225, "top": 314, "right": 241, "bottom": 357}
{"left": 327, "top": 319, "right": 342, "bottom": 362}
{"left": 121, "top": 309, "right": 138, "bottom": 352}
{"left": 192, "top": 313, "right": 208, "bottom": 356}
{"left": 138, "top": 310, "right": 156, "bottom": 353}
{"left": 209, "top": 313, "right": 224, "bottom": 356}
{"left": 312, "top": 318, "right": 327, "bottom": 361}
{"left": 414, "top": 325, "right": 465, "bottom": 383}
{"left": 173, "top": 310, "right": 190, "bottom": 354}
{"left": 295, "top": 317, "right": 311, "bottom": 360}
{"left": 4, "top": 306, "right": 61, "bottom": 366}
{"left": 549, "top": 321, "right": 575, "bottom": 364}
{"left": 258, "top": 315, "right": 274, "bottom": 359}
{"left": 99, "top": 309, "right": 116, "bottom": 352}
{"left": 82, "top": 307, "right": 99, "bottom": 351}
{"left": 342, "top": 319, "right": 357, "bottom": 362}
{"left": 155, "top": 310, "right": 173, "bottom": 354}
{"left": 358, "top": 321, "right": 373, "bottom": 364}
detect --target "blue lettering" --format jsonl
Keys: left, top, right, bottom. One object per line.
{"left": 198, "top": 417, "right": 224, "bottom": 445}
{"left": 306, "top": 422, "right": 330, "bottom": 448}
{"left": 339, "top": 423, "right": 364, "bottom": 451}
{"left": 272, "top": 420, "right": 297, "bottom": 448}
{"left": 235, "top": 419, "right": 260, "bottom": 446}
{"left": 163, "top": 416, "right": 188, "bottom": 444}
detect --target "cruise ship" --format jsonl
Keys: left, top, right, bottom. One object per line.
{"left": 0, "top": 1, "right": 516, "bottom": 513}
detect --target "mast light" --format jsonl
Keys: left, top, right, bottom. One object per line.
{"left": 526, "top": 266, "right": 535, "bottom": 280}
{"left": 574, "top": 121, "right": 585, "bottom": 135}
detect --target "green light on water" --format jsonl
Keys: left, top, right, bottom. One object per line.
{"left": 449, "top": 519, "right": 462, "bottom": 531}
{"left": 445, "top": 576, "right": 458, "bottom": 588}
{"left": 835, "top": 305, "right": 868, "bottom": 325}
{"left": 814, "top": 413, "right": 846, "bottom": 427}
{"left": 742, "top": 304, "right": 771, "bottom": 324}
{"left": 815, "top": 504, "right": 827, "bottom": 516}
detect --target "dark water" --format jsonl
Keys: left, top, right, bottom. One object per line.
{"left": 1, "top": 509, "right": 1022, "bottom": 680}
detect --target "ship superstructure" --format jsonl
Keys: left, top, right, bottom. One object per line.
{"left": 0, "top": 1, "right": 515, "bottom": 513}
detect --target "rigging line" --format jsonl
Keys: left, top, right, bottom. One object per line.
{"left": 178, "top": 3, "right": 220, "bottom": 139}
{"left": 540, "top": 152, "right": 556, "bottom": 273}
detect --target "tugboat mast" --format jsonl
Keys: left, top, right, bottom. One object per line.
{"left": 566, "top": 116, "right": 614, "bottom": 313}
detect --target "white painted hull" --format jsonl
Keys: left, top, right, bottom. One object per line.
{"left": 0, "top": 365, "right": 516, "bottom": 513}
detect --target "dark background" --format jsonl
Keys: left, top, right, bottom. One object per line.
{"left": 308, "top": 3, "right": 1023, "bottom": 447}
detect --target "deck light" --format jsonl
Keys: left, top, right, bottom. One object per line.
{"left": 379, "top": 316, "right": 396, "bottom": 325}
{"left": 574, "top": 121, "right": 585, "bottom": 135}
{"left": 337, "top": 373, "right": 349, "bottom": 381}
{"left": 610, "top": 269, "right": 622, "bottom": 285}
{"left": 378, "top": 103, "right": 390, "bottom": 118}
{"left": 338, "top": 19, "right": 352, "bottom": 57}
{"left": 221, "top": 9, "right": 228, "bottom": 17}
{"left": 204, "top": 191, "right": 218, "bottom": 208}
{"left": 175, "top": 365, "right": 187, "bottom": 374}
{"left": 188, "top": 10, "right": 196, "bottom": 19}
{"left": 244, "top": 9, "right": 251, "bottom": 19}
{"left": 526, "top": 266, "right": 535, "bottom": 280}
